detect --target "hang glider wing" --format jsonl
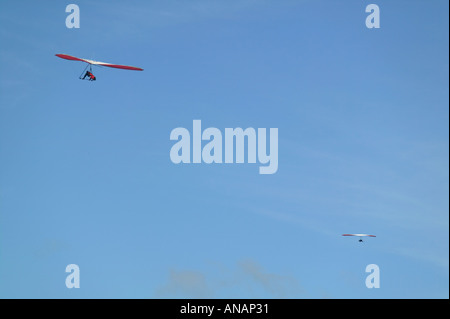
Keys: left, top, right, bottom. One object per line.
{"left": 342, "top": 234, "right": 376, "bottom": 237}
{"left": 55, "top": 54, "right": 143, "bottom": 71}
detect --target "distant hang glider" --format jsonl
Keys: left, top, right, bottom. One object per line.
{"left": 342, "top": 234, "right": 376, "bottom": 242}
{"left": 55, "top": 53, "right": 143, "bottom": 81}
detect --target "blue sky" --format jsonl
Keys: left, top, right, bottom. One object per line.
{"left": 0, "top": 0, "right": 448, "bottom": 298}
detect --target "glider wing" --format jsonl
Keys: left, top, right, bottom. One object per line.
{"left": 55, "top": 54, "right": 88, "bottom": 63}
{"left": 342, "top": 234, "right": 376, "bottom": 237}
{"left": 55, "top": 54, "right": 143, "bottom": 71}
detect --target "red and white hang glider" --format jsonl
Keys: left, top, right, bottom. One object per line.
{"left": 55, "top": 53, "right": 143, "bottom": 81}
{"left": 342, "top": 234, "right": 376, "bottom": 242}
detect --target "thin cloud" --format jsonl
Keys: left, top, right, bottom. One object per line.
{"left": 155, "top": 258, "right": 304, "bottom": 298}
{"left": 155, "top": 268, "right": 212, "bottom": 298}
{"left": 238, "top": 259, "right": 304, "bottom": 298}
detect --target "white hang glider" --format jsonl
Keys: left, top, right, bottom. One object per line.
{"left": 342, "top": 234, "right": 376, "bottom": 242}
{"left": 55, "top": 54, "right": 143, "bottom": 81}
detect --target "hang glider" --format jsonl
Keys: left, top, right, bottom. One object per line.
{"left": 342, "top": 234, "right": 376, "bottom": 242}
{"left": 55, "top": 53, "right": 143, "bottom": 80}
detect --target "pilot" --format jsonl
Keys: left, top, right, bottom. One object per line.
{"left": 83, "top": 70, "right": 96, "bottom": 81}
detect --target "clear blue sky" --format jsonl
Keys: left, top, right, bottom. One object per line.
{"left": 0, "top": 0, "right": 448, "bottom": 298}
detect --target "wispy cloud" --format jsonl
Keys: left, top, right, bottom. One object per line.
{"left": 154, "top": 258, "right": 304, "bottom": 298}
{"left": 155, "top": 268, "right": 212, "bottom": 298}
{"left": 388, "top": 244, "right": 449, "bottom": 271}
{"left": 237, "top": 259, "right": 303, "bottom": 298}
